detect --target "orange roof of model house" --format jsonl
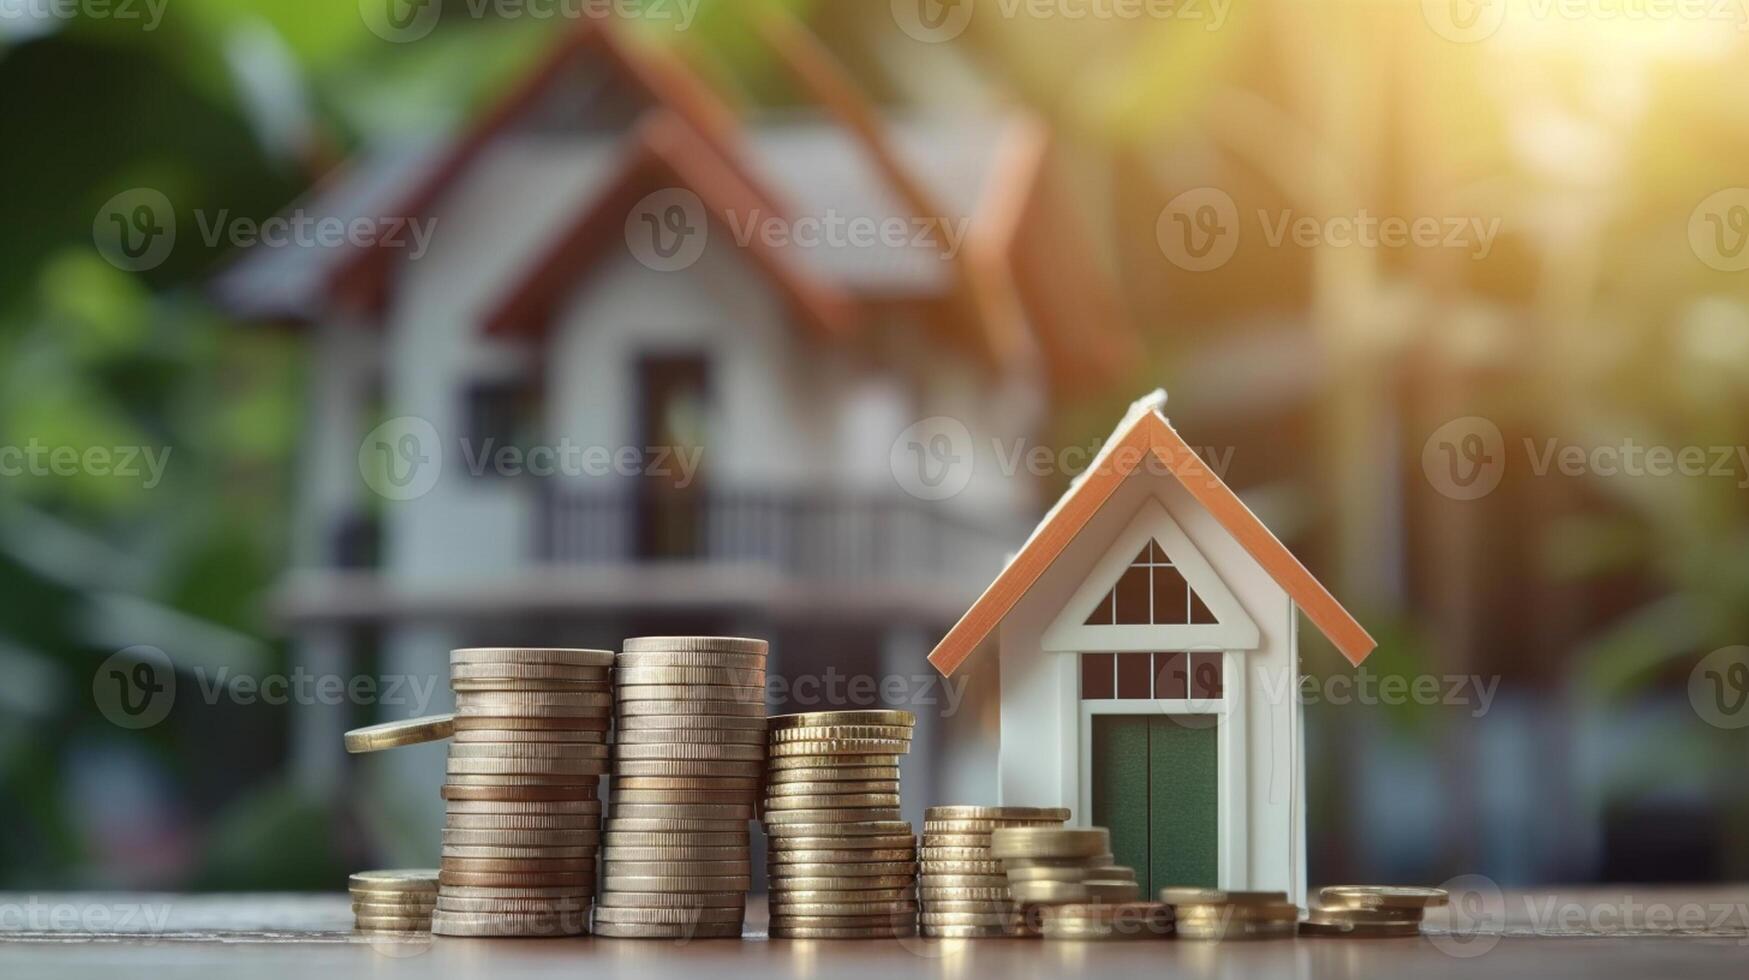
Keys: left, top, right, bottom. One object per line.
{"left": 926, "top": 392, "right": 1377, "bottom": 675}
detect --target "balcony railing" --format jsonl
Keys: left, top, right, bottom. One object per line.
{"left": 537, "top": 485, "right": 1021, "bottom": 586}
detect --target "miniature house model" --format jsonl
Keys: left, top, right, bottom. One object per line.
{"left": 927, "top": 391, "right": 1375, "bottom": 901}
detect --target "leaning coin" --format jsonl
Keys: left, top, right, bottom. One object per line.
{"left": 344, "top": 716, "right": 455, "bottom": 753}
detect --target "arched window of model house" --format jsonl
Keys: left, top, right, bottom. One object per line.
{"left": 1079, "top": 541, "right": 1224, "bottom": 701}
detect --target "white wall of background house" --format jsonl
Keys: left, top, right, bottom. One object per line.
{"left": 992, "top": 467, "right": 1308, "bottom": 900}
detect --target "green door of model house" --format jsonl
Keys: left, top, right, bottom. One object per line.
{"left": 1090, "top": 714, "right": 1218, "bottom": 895}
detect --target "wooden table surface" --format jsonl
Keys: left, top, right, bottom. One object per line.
{"left": 1, "top": 888, "right": 1745, "bottom": 979}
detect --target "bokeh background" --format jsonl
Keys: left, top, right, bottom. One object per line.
{"left": 3, "top": 0, "right": 1748, "bottom": 895}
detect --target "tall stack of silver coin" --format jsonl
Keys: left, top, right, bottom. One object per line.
{"left": 916, "top": 806, "right": 1070, "bottom": 937}
{"left": 594, "top": 636, "right": 768, "bottom": 938}
{"left": 763, "top": 710, "right": 918, "bottom": 939}
{"left": 433, "top": 648, "right": 614, "bottom": 937}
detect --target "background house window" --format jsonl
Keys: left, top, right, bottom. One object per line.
{"left": 1083, "top": 541, "right": 1220, "bottom": 626}
{"left": 1082, "top": 651, "right": 1223, "bottom": 701}
{"left": 462, "top": 378, "right": 537, "bottom": 477}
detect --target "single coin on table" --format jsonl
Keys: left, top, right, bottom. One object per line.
{"left": 1318, "top": 885, "right": 1450, "bottom": 910}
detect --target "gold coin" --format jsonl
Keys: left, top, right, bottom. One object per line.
{"left": 344, "top": 715, "right": 455, "bottom": 753}
{"left": 443, "top": 829, "right": 601, "bottom": 846}
{"left": 621, "top": 636, "right": 768, "bottom": 655}
{"left": 1173, "top": 902, "right": 1301, "bottom": 923}
{"left": 768, "top": 849, "right": 915, "bottom": 865}
{"left": 763, "top": 794, "right": 899, "bottom": 811}
{"left": 924, "top": 819, "right": 1063, "bottom": 834}
{"left": 452, "top": 715, "right": 611, "bottom": 732}
{"left": 1005, "top": 861, "right": 1122, "bottom": 882}
{"left": 441, "top": 784, "right": 600, "bottom": 802}
{"left": 926, "top": 806, "right": 1069, "bottom": 822}
{"left": 920, "top": 835, "right": 990, "bottom": 851}
{"left": 592, "top": 907, "right": 745, "bottom": 925}
{"left": 601, "top": 875, "right": 751, "bottom": 892}
{"left": 453, "top": 729, "right": 607, "bottom": 744}
{"left": 613, "top": 760, "right": 763, "bottom": 777}
{"left": 767, "top": 835, "right": 915, "bottom": 851}
{"left": 613, "top": 743, "right": 764, "bottom": 761}
{"left": 603, "top": 817, "right": 749, "bottom": 833}
{"left": 1318, "top": 885, "right": 1449, "bottom": 910}
{"left": 617, "top": 700, "right": 766, "bottom": 717}
{"left": 769, "top": 725, "right": 913, "bottom": 743}
{"left": 611, "top": 803, "right": 753, "bottom": 820}
{"left": 349, "top": 869, "right": 440, "bottom": 893}
{"left": 438, "top": 870, "right": 595, "bottom": 888}
{"left": 764, "top": 781, "right": 898, "bottom": 797}
{"left": 768, "top": 925, "right": 916, "bottom": 939}
{"left": 767, "top": 754, "right": 899, "bottom": 771}
{"left": 613, "top": 789, "right": 757, "bottom": 805}
{"left": 1159, "top": 887, "right": 1290, "bottom": 906}
{"left": 448, "top": 742, "right": 611, "bottom": 759}
{"left": 762, "top": 808, "right": 902, "bottom": 826}
{"left": 763, "top": 820, "right": 912, "bottom": 837}
{"left": 614, "top": 666, "right": 765, "bottom": 686}
{"left": 615, "top": 685, "right": 766, "bottom": 702}
{"left": 603, "top": 831, "right": 748, "bottom": 848}
{"left": 766, "top": 767, "right": 901, "bottom": 783}
{"left": 768, "top": 739, "right": 910, "bottom": 758}
{"left": 769, "top": 875, "right": 918, "bottom": 892}
{"left": 595, "top": 890, "right": 746, "bottom": 909}
{"left": 451, "top": 647, "right": 616, "bottom": 667}
{"left": 1175, "top": 918, "right": 1298, "bottom": 941}
{"left": 444, "top": 799, "right": 602, "bottom": 815}
{"left": 989, "top": 828, "right": 1109, "bottom": 859}
{"left": 615, "top": 651, "right": 766, "bottom": 670}
{"left": 614, "top": 728, "right": 767, "bottom": 745}
{"left": 1011, "top": 879, "right": 1141, "bottom": 905}
{"left": 601, "top": 846, "right": 749, "bottom": 862}
{"left": 769, "top": 710, "right": 915, "bottom": 729}
{"left": 613, "top": 776, "right": 761, "bottom": 791}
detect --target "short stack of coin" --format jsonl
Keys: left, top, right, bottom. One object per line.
{"left": 595, "top": 636, "right": 768, "bottom": 939}
{"left": 1038, "top": 901, "right": 1174, "bottom": 940}
{"left": 990, "top": 826, "right": 1140, "bottom": 937}
{"left": 434, "top": 648, "right": 614, "bottom": 938}
{"left": 1301, "top": 885, "right": 1447, "bottom": 938}
{"left": 1162, "top": 888, "right": 1300, "bottom": 941}
{"left": 917, "top": 805, "right": 1070, "bottom": 938}
{"left": 764, "top": 710, "right": 918, "bottom": 939}
{"left": 351, "top": 870, "right": 438, "bottom": 934}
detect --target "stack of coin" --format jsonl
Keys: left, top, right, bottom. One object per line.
{"left": 1301, "top": 885, "right": 1447, "bottom": 937}
{"left": 1161, "top": 888, "right": 1300, "bottom": 940}
{"left": 916, "top": 805, "right": 1070, "bottom": 938}
{"left": 434, "top": 648, "right": 613, "bottom": 938}
{"left": 350, "top": 870, "right": 438, "bottom": 934}
{"left": 595, "top": 636, "right": 768, "bottom": 939}
{"left": 1038, "top": 901, "right": 1174, "bottom": 940}
{"left": 764, "top": 710, "right": 918, "bottom": 939}
{"left": 990, "top": 826, "right": 1139, "bottom": 936}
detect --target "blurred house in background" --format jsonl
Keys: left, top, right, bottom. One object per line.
{"left": 214, "top": 19, "right": 1133, "bottom": 846}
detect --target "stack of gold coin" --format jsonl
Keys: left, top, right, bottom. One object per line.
{"left": 595, "top": 636, "right": 767, "bottom": 939}
{"left": 1161, "top": 888, "right": 1300, "bottom": 940}
{"left": 433, "top": 648, "right": 613, "bottom": 938}
{"left": 350, "top": 870, "right": 438, "bottom": 934}
{"left": 1038, "top": 901, "right": 1174, "bottom": 940}
{"left": 916, "top": 805, "right": 1069, "bottom": 938}
{"left": 763, "top": 710, "right": 918, "bottom": 939}
{"left": 1301, "top": 885, "right": 1447, "bottom": 938}
{"left": 990, "top": 826, "right": 1139, "bottom": 936}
